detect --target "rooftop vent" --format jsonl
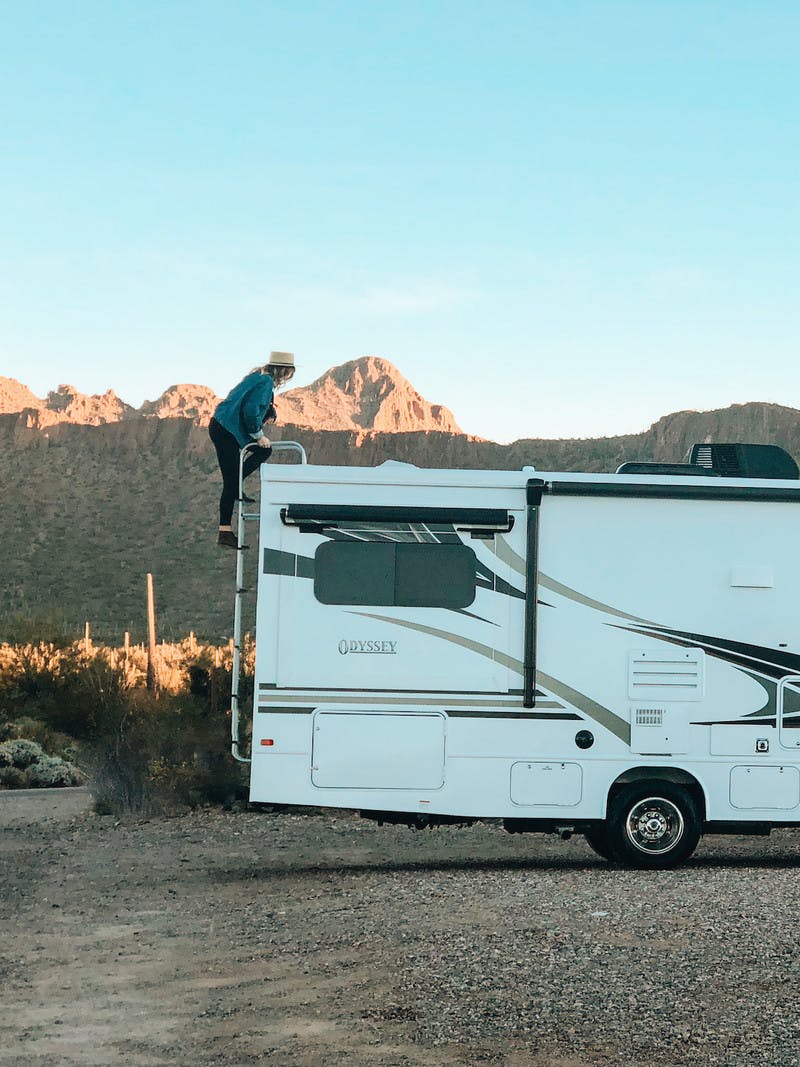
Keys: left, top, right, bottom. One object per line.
{"left": 689, "top": 443, "right": 799, "bottom": 480}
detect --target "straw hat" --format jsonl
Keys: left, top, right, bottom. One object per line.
{"left": 268, "top": 351, "right": 295, "bottom": 367}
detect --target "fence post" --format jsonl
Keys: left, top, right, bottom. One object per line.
{"left": 146, "top": 572, "right": 159, "bottom": 694}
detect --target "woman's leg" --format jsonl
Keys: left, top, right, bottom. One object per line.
{"left": 208, "top": 419, "right": 240, "bottom": 528}
{"left": 242, "top": 444, "right": 272, "bottom": 480}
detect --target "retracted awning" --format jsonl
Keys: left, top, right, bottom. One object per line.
{"left": 280, "top": 504, "right": 514, "bottom": 533}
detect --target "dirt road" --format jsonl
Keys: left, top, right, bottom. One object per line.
{"left": 2, "top": 789, "right": 800, "bottom": 1066}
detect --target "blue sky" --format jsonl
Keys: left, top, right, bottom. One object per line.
{"left": 1, "top": 1, "right": 798, "bottom": 442}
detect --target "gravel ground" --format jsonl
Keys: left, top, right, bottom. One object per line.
{"left": 2, "top": 788, "right": 800, "bottom": 1066}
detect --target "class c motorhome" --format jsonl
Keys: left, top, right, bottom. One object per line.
{"left": 233, "top": 442, "right": 800, "bottom": 868}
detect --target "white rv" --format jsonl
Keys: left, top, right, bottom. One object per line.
{"left": 232, "top": 442, "right": 800, "bottom": 868}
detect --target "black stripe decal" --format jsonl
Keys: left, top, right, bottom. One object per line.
{"left": 446, "top": 710, "right": 581, "bottom": 721}
{"left": 263, "top": 548, "right": 315, "bottom": 578}
{"left": 257, "top": 706, "right": 579, "bottom": 721}
{"left": 259, "top": 685, "right": 547, "bottom": 695}
{"left": 257, "top": 706, "right": 315, "bottom": 715}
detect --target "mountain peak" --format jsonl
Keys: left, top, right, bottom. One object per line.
{"left": 278, "top": 356, "right": 461, "bottom": 434}
{"left": 44, "top": 384, "right": 135, "bottom": 425}
{"left": 0, "top": 376, "right": 43, "bottom": 412}
{"left": 140, "top": 384, "right": 220, "bottom": 421}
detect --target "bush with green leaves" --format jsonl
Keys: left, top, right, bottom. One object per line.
{"left": 26, "top": 756, "right": 79, "bottom": 788}
{"left": 0, "top": 738, "right": 45, "bottom": 768}
{"left": 0, "top": 737, "right": 81, "bottom": 790}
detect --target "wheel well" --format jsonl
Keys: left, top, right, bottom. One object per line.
{"left": 607, "top": 767, "right": 707, "bottom": 822}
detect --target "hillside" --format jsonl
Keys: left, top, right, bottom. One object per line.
{"left": 2, "top": 399, "right": 800, "bottom": 642}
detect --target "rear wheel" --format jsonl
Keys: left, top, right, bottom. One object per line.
{"left": 584, "top": 826, "right": 614, "bottom": 861}
{"left": 606, "top": 783, "right": 701, "bottom": 869}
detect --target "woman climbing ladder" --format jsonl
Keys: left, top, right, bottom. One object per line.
{"left": 208, "top": 351, "right": 296, "bottom": 548}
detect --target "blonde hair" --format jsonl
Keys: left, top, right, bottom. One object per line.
{"left": 249, "top": 364, "right": 296, "bottom": 388}
{"left": 268, "top": 364, "right": 295, "bottom": 388}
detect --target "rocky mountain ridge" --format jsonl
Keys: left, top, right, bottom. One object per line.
{"left": 0, "top": 356, "right": 461, "bottom": 435}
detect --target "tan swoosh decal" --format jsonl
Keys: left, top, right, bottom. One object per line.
{"left": 351, "top": 612, "right": 630, "bottom": 743}
{"left": 538, "top": 573, "right": 653, "bottom": 627}
{"left": 492, "top": 535, "right": 526, "bottom": 576}
{"left": 494, "top": 534, "right": 653, "bottom": 626}
{"left": 353, "top": 611, "right": 524, "bottom": 673}
{"left": 535, "top": 672, "right": 630, "bottom": 744}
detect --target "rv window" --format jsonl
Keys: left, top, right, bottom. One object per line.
{"left": 314, "top": 541, "right": 477, "bottom": 608}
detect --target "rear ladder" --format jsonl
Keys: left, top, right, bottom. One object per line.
{"left": 231, "top": 440, "right": 307, "bottom": 762}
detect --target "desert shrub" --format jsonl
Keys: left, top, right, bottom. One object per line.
{"left": 0, "top": 738, "right": 45, "bottom": 768}
{"left": 0, "top": 766, "right": 25, "bottom": 789}
{"left": 84, "top": 678, "right": 159, "bottom": 813}
{"left": 0, "top": 737, "right": 81, "bottom": 789}
{"left": 0, "top": 642, "right": 66, "bottom": 724}
{"left": 0, "top": 643, "right": 132, "bottom": 740}
{"left": 115, "top": 687, "right": 246, "bottom": 813}
{"left": 0, "top": 635, "right": 251, "bottom": 812}
{"left": 26, "top": 755, "right": 78, "bottom": 788}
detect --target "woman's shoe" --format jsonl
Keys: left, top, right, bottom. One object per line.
{"left": 217, "top": 531, "right": 239, "bottom": 549}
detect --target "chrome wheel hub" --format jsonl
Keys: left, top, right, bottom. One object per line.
{"left": 625, "top": 797, "right": 684, "bottom": 855}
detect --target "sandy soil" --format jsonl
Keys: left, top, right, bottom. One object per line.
{"left": 3, "top": 789, "right": 800, "bottom": 1066}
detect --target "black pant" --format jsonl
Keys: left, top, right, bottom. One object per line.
{"left": 209, "top": 417, "right": 272, "bottom": 526}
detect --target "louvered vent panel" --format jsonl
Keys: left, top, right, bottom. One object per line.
{"left": 690, "top": 443, "right": 740, "bottom": 475}
{"left": 635, "top": 707, "right": 665, "bottom": 727}
{"left": 693, "top": 444, "right": 713, "bottom": 469}
{"left": 628, "top": 650, "right": 704, "bottom": 702}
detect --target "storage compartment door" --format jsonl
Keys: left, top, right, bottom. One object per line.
{"left": 730, "top": 765, "right": 800, "bottom": 810}
{"left": 311, "top": 711, "right": 446, "bottom": 790}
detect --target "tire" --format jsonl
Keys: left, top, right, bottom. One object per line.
{"left": 584, "top": 826, "right": 614, "bottom": 861}
{"left": 606, "top": 782, "right": 701, "bottom": 869}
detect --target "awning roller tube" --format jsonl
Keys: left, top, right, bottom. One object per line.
{"left": 281, "top": 504, "right": 514, "bottom": 532}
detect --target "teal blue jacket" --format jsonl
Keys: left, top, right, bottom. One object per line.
{"left": 213, "top": 372, "right": 275, "bottom": 448}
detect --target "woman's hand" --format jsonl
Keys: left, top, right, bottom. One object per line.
{"left": 257, "top": 435, "right": 271, "bottom": 449}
